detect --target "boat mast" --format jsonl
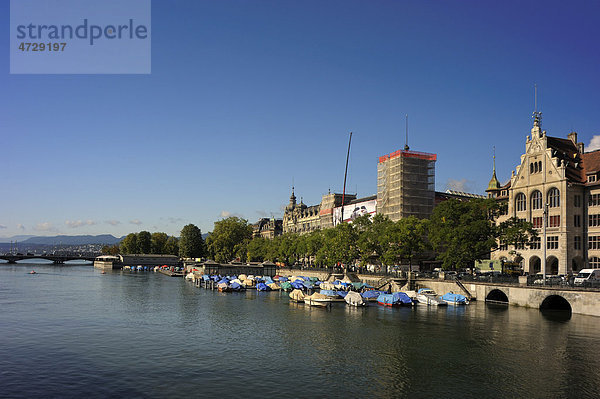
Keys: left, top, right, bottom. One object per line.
{"left": 341, "top": 131, "right": 353, "bottom": 225}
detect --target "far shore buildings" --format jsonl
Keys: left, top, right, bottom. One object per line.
{"left": 487, "top": 112, "right": 599, "bottom": 275}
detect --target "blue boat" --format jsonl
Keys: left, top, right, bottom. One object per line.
{"left": 377, "top": 292, "right": 413, "bottom": 307}
{"left": 361, "top": 290, "right": 383, "bottom": 299}
{"left": 256, "top": 282, "right": 270, "bottom": 291}
{"left": 441, "top": 292, "right": 469, "bottom": 305}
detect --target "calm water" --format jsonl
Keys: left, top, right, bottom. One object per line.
{"left": 1, "top": 264, "right": 599, "bottom": 399}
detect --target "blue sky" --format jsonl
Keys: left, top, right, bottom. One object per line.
{"left": 2, "top": 0, "right": 600, "bottom": 238}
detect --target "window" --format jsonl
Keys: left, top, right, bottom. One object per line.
{"left": 574, "top": 195, "right": 581, "bottom": 207}
{"left": 589, "top": 194, "right": 600, "bottom": 207}
{"left": 574, "top": 236, "right": 582, "bottom": 250}
{"left": 589, "top": 174, "right": 597, "bottom": 183}
{"left": 574, "top": 215, "right": 581, "bottom": 228}
{"left": 530, "top": 237, "right": 541, "bottom": 249}
{"left": 589, "top": 236, "right": 600, "bottom": 250}
{"left": 515, "top": 193, "right": 526, "bottom": 212}
{"left": 530, "top": 161, "right": 542, "bottom": 174}
{"left": 549, "top": 215, "right": 560, "bottom": 227}
{"left": 591, "top": 257, "right": 600, "bottom": 268}
{"left": 547, "top": 188, "right": 560, "bottom": 208}
{"left": 547, "top": 236, "right": 559, "bottom": 250}
{"left": 589, "top": 214, "right": 600, "bottom": 227}
{"left": 531, "top": 191, "right": 542, "bottom": 210}
{"left": 499, "top": 240, "right": 508, "bottom": 251}
{"left": 532, "top": 216, "right": 543, "bottom": 229}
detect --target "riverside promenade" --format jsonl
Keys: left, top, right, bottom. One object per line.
{"left": 274, "top": 268, "right": 599, "bottom": 317}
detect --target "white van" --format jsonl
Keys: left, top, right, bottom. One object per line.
{"left": 574, "top": 269, "right": 600, "bottom": 286}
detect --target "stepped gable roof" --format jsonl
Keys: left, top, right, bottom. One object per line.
{"left": 546, "top": 136, "right": 584, "bottom": 183}
{"left": 582, "top": 150, "right": 600, "bottom": 180}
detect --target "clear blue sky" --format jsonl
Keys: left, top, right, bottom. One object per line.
{"left": 2, "top": 0, "right": 600, "bottom": 238}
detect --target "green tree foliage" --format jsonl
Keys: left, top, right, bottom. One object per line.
{"left": 428, "top": 198, "right": 499, "bottom": 270}
{"left": 120, "top": 233, "right": 138, "bottom": 254}
{"left": 317, "top": 223, "right": 358, "bottom": 267}
{"left": 497, "top": 217, "right": 538, "bottom": 259}
{"left": 247, "top": 236, "right": 269, "bottom": 262}
{"left": 206, "top": 217, "right": 253, "bottom": 263}
{"left": 151, "top": 232, "right": 169, "bottom": 254}
{"left": 164, "top": 236, "right": 179, "bottom": 256}
{"left": 179, "top": 224, "right": 205, "bottom": 259}
{"left": 137, "top": 231, "right": 152, "bottom": 254}
{"left": 101, "top": 244, "right": 120, "bottom": 255}
{"left": 355, "top": 214, "right": 393, "bottom": 265}
{"left": 387, "top": 216, "right": 430, "bottom": 267}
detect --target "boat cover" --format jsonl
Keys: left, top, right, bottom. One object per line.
{"left": 256, "top": 282, "right": 270, "bottom": 291}
{"left": 291, "top": 281, "right": 305, "bottom": 290}
{"left": 278, "top": 276, "right": 289, "bottom": 282}
{"left": 320, "top": 289, "right": 339, "bottom": 297}
{"left": 280, "top": 282, "right": 293, "bottom": 290}
{"left": 441, "top": 292, "right": 467, "bottom": 303}
{"left": 202, "top": 275, "right": 211, "bottom": 281}
{"left": 320, "top": 282, "right": 336, "bottom": 290}
{"left": 377, "top": 292, "right": 412, "bottom": 305}
{"left": 238, "top": 274, "right": 247, "bottom": 281}
{"left": 289, "top": 289, "right": 305, "bottom": 301}
{"left": 217, "top": 282, "right": 229, "bottom": 290}
{"left": 345, "top": 291, "right": 366, "bottom": 306}
{"left": 267, "top": 282, "right": 281, "bottom": 290}
{"left": 230, "top": 282, "right": 242, "bottom": 290}
{"left": 361, "top": 290, "right": 382, "bottom": 299}
{"left": 218, "top": 278, "right": 230, "bottom": 284}
{"left": 302, "top": 281, "right": 314, "bottom": 289}
{"left": 336, "top": 291, "right": 348, "bottom": 298}
{"left": 309, "top": 277, "right": 319, "bottom": 282}
{"left": 264, "top": 277, "right": 274, "bottom": 284}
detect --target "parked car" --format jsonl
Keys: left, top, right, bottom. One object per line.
{"left": 574, "top": 269, "right": 600, "bottom": 286}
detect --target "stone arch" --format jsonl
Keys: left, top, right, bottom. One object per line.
{"left": 539, "top": 295, "right": 572, "bottom": 313}
{"left": 486, "top": 289, "right": 509, "bottom": 304}
{"left": 529, "top": 256, "right": 541, "bottom": 274}
{"left": 547, "top": 256, "right": 559, "bottom": 275}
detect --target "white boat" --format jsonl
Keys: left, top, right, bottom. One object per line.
{"left": 304, "top": 292, "right": 334, "bottom": 307}
{"left": 344, "top": 291, "right": 366, "bottom": 307}
{"left": 289, "top": 289, "right": 305, "bottom": 303}
{"left": 416, "top": 288, "right": 447, "bottom": 306}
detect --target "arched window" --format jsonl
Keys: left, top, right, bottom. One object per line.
{"left": 531, "top": 191, "right": 542, "bottom": 210}
{"left": 530, "top": 163, "right": 534, "bottom": 174}
{"left": 547, "top": 187, "right": 560, "bottom": 208}
{"left": 590, "top": 256, "right": 600, "bottom": 268}
{"left": 515, "top": 193, "right": 526, "bottom": 212}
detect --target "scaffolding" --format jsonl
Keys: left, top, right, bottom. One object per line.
{"left": 377, "top": 149, "right": 436, "bottom": 221}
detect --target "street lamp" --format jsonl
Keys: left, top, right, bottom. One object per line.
{"left": 542, "top": 203, "right": 548, "bottom": 285}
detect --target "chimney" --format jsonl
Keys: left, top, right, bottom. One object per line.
{"left": 568, "top": 132, "right": 578, "bottom": 144}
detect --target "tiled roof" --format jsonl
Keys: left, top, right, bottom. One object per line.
{"left": 583, "top": 150, "right": 600, "bottom": 178}
{"left": 546, "top": 136, "right": 584, "bottom": 183}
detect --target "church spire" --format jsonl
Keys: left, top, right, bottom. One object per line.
{"left": 486, "top": 146, "right": 501, "bottom": 195}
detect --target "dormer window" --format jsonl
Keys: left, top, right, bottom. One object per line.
{"left": 589, "top": 174, "right": 597, "bottom": 183}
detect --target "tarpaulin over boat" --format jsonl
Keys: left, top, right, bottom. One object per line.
{"left": 238, "top": 274, "right": 247, "bottom": 281}
{"left": 218, "top": 278, "right": 230, "bottom": 284}
{"left": 320, "top": 290, "right": 339, "bottom": 297}
{"left": 377, "top": 292, "right": 412, "bottom": 306}
{"left": 280, "top": 282, "right": 292, "bottom": 291}
{"left": 345, "top": 291, "right": 366, "bottom": 306}
{"left": 264, "top": 277, "right": 274, "bottom": 284}
{"left": 291, "top": 281, "right": 304, "bottom": 290}
{"left": 256, "top": 282, "right": 270, "bottom": 291}
{"left": 336, "top": 291, "right": 348, "bottom": 298}
{"left": 230, "top": 282, "right": 242, "bottom": 290}
{"left": 441, "top": 292, "right": 468, "bottom": 304}
{"left": 361, "top": 290, "right": 382, "bottom": 299}
{"left": 267, "top": 283, "right": 281, "bottom": 290}
{"left": 202, "top": 275, "right": 211, "bottom": 281}
{"left": 278, "top": 276, "right": 288, "bottom": 282}
{"left": 289, "top": 289, "right": 305, "bottom": 302}
{"left": 320, "top": 282, "right": 336, "bottom": 290}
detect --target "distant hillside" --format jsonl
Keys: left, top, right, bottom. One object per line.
{"left": 19, "top": 235, "right": 122, "bottom": 245}
{"left": 0, "top": 235, "right": 36, "bottom": 243}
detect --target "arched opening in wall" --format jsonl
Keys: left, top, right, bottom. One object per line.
{"left": 486, "top": 289, "right": 509, "bottom": 304}
{"left": 539, "top": 295, "right": 572, "bottom": 320}
{"left": 547, "top": 256, "right": 559, "bottom": 275}
{"left": 529, "top": 256, "right": 541, "bottom": 274}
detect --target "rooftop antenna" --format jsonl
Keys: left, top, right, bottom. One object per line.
{"left": 493, "top": 146, "right": 496, "bottom": 173}
{"left": 404, "top": 114, "right": 410, "bottom": 151}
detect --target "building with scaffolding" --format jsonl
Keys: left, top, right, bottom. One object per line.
{"left": 377, "top": 149, "right": 437, "bottom": 221}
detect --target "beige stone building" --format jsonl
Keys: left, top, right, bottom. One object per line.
{"left": 487, "top": 113, "right": 600, "bottom": 275}
{"left": 282, "top": 189, "right": 356, "bottom": 234}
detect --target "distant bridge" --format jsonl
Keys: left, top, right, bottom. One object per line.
{"left": 0, "top": 253, "right": 99, "bottom": 264}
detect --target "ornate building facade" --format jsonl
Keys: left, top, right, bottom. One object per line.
{"left": 282, "top": 189, "right": 356, "bottom": 234}
{"left": 487, "top": 112, "right": 600, "bottom": 275}
{"left": 252, "top": 218, "right": 283, "bottom": 239}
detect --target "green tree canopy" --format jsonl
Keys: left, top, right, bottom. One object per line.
{"left": 151, "top": 232, "right": 169, "bottom": 254}
{"left": 206, "top": 217, "right": 253, "bottom": 263}
{"left": 428, "top": 198, "right": 499, "bottom": 270}
{"left": 137, "top": 231, "right": 152, "bottom": 254}
{"left": 120, "top": 233, "right": 138, "bottom": 254}
{"left": 179, "top": 224, "right": 205, "bottom": 259}
{"left": 164, "top": 236, "right": 179, "bottom": 256}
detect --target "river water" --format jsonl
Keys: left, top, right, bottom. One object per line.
{"left": 1, "top": 263, "right": 599, "bottom": 398}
